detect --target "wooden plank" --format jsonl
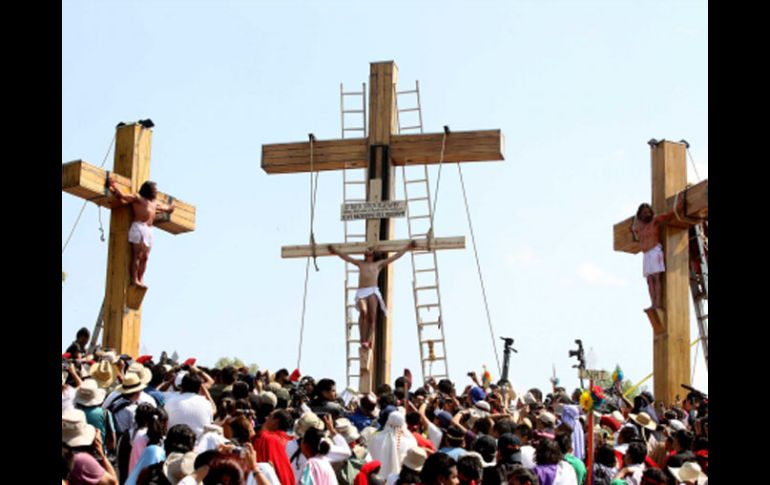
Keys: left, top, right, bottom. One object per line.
{"left": 391, "top": 130, "right": 505, "bottom": 165}
{"left": 126, "top": 284, "right": 148, "bottom": 310}
{"left": 613, "top": 179, "right": 708, "bottom": 254}
{"left": 261, "top": 138, "right": 368, "bottom": 174}
{"left": 366, "top": 179, "right": 383, "bottom": 245}
{"left": 62, "top": 160, "right": 196, "bottom": 234}
{"left": 644, "top": 308, "right": 665, "bottom": 334}
{"left": 281, "top": 236, "right": 465, "bottom": 259}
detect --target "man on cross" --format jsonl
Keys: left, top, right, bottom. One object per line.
{"left": 108, "top": 178, "right": 175, "bottom": 288}
{"left": 328, "top": 240, "right": 416, "bottom": 350}
{"left": 631, "top": 198, "right": 684, "bottom": 310}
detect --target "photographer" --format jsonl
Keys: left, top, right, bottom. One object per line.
{"left": 309, "top": 379, "right": 347, "bottom": 419}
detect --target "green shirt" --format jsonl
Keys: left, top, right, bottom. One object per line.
{"left": 564, "top": 454, "right": 587, "bottom": 485}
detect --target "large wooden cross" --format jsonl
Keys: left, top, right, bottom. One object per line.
{"left": 262, "top": 61, "right": 505, "bottom": 391}
{"left": 62, "top": 122, "right": 196, "bottom": 357}
{"left": 612, "top": 140, "right": 707, "bottom": 405}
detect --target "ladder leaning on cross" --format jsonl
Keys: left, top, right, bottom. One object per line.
{"left": 261, "top": 61, "right": 505, "bottom": 393}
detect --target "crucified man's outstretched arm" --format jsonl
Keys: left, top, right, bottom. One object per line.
{"left": 379, "top": 240, "right": 417, "bottom": 266}
{"left": 327, "top": 245, "right": 360, "bottom": 266}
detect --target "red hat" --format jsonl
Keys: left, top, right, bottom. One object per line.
{"left": 62, "top": 353, "right": 72, "bottom": 359}
{"left": 600, "top": 415, "right": 621, "bottom": 432}
{"left": 183, "top": 358, "right": 197, "bottom": 367}
{"left": 289, "top": 369, "right": 302, "bottom": 382}
{"left": 135, "top": 355, "right": 153, "bottom": 364}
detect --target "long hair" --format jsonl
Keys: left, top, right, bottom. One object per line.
{"left": 146, "top": 407, "right": 169, "bottom": 445}
{"left": 636, "top": 203, "right": 653, "bottom": 218}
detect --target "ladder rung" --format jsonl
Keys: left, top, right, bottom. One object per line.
{"left": 345, "top": 199, "right": 366, "bottom": 202}
{"left": 408, "top": 197, "right": 429, "bottom": 202}
{"left": 415, "top": 286, "right": 438, "bottom": 291}
{"left": 399, "top": 108, "right": 420, "bottom": 112}
{"left": 347, "top": 339, "right": 360, "bottom": 343}
{"left": 345, "top": 181, "right": 367, "bottom": 185}
{"left": 349, "top": 374, "right": 361, "bottom": 377}
{"left": 415, "top": 268, "right": 436, "bottom": 273}
{"left": 348, "top": 357, "right": 360, "bottom": 361}
{"left": 401, "top": 125, "right": 422, "bottom": 130}
{"left": 417, "top": 303, "right": 440, "bottom": 309}
{"left": 409, "top": 215, "right": 430, "bottom": 220}
{"left": 412, "top": 233, "right": 428, "bottom": 238}
{"left": 423, "top": 357, "right": 446, "bottom": 362}
{"left": 346, "top": 233, "right": 366, "bottom": 237}
{"left": 343, "top": 128, "right": 365, "bottom": 131}
{"left": 343, "top": 110, "right": 365, "bottom": 114}
{"left": 342, "top": 91, "right": 365, "bottom": 96}
{"left": 406, "top": 179, "right": 428, "bottom": 184}
{"left": 418, "top": 320, "right": 441, "bottom": 326}
{"left": 397, "top": 89, "right": 418, "bottom": 95}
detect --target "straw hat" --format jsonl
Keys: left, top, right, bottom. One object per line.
{"left": 89, "top": 359, "right": 116, "bottom": 388}
{"left": 628, "top": 412, "right": 657, "bottom": 431}
{"left": 116, "top": 373, "right": 147, "bottom": 394}
{"left": 668, "top": 462, "right": 707, "bottom": 485}
{"left": 127, "top": 362, "right": 152, "bottom": 385}
{"left": 62, "top": 409, "right": 96, "bottom": 448}
{"left": 402, "top": 446, "right": 428, "bottom": 472}
{"left": 164, "top": 451, "right": 198, "bottom": 485}
{"left": 75, "top": 379, "right": 107, "bottom": 407}
{"left": 294, "top": 412, "right": 324, "bottom": 438}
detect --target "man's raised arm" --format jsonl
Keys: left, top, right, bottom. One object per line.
{"left": 327, "top": 245, "right": 360, "bottom": 266}
{"left": 380, "top": 240, "right": 417, "bottom": 266}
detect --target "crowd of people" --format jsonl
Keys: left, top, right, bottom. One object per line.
{"left": 62, "top": 330, "right": 708, "bottom": 485}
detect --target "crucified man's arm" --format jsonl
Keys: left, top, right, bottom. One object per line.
{"left": 107, "top": 177, "right": 138, "bottom": 204}
{"left": 327, "top": 245, "right": 360, "bottom": 266}
{"left": 380, "top": 240, "right": 417, "bottom": 266}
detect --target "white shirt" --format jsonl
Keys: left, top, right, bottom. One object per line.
{"left": 62, "top": 386, "right": 77, "bottom": 413}
{"left": 286, "top": 434, "right": 351, "bottom": 484}
{"left": 520, "top": 445, "right": 536, "bottom": 469}
{"left": 427, "top": 421, "right": 443, "bottom": 451}
{"left": 164, "top": 392, "right": 213, "bottom": 438}
{"left": 553, "top": 460, "right": 578, "bottom": 485}
{"left": 106, "top": 392, "right": 157, "bottom": 434}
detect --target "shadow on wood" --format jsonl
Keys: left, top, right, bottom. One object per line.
{"left": 126, "top": 285, "right": 148, "bottom": 310}
{"left": 644, "top": 308, "right": 665, "bottom": 334}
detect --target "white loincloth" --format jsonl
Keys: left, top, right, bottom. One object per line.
{"left": 643, "top": 243, "right": 665, "bottom": 277}
{"left": 355, "top": 286, "right": 388, "bottom": 317}
{"left": 128, "top": 221, "right": 153, "bottom": 248}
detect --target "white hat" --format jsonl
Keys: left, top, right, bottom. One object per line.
{"left": 164, "top": 451, "right": 198, "bottom": 485}
{"left": 62, "top": 409, "right": 96, "bottom": 448}
{"left": 668, "top": 462, "right": 707, "bottom": 485}
{"left": 335, "top": 418, "right": 361, "bottom": 442}
{"left": 629, "top": 412, "right": 657, "bottom": 431}
{"left": 75, "top": 379, "right": 107, "bottom": 407}
{"left": 294, "top": 412, "right": 324, "bottom": 438}
{"left": 127, "top": 362, "right": 153, "bottom": 385}
{"left": 475, "top": 401, "right": 491, "bottom": 413}
{"left": 259, "top": 391, "right": 278, "bottom": 407}
{"left": 402, "top": 446, "right": 428, "bottom": 472}
{"left": 538, "top": 412, "right": 556, "bottom": 426}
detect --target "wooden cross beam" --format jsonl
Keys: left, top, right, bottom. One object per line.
{"left": 611, "top": 140, "right": 707, "bottom": 405}
{"left": 62, "top": 122, "right": 196, "bottom": 357}
{"left": 261, "top": 61, "right": 505, "bottom": 392}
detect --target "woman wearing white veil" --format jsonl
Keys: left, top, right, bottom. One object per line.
{"left": 368, "top": 411, "right": 418, "bottom": 477}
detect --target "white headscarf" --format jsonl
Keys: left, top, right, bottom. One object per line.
{"left": 367, "top": 411, "right": 418, "bottom": 477}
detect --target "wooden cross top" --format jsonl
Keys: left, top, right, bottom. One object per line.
{"left": 62, "top": 122, "right": 196, "bottom": 357}
{"left": 261, "top": 61, "right": 505, "bottom": 390}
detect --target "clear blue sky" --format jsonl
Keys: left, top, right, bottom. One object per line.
{"left": 62, "top": 0, "right": 708, "bottom": 396}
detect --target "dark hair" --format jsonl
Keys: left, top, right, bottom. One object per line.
{"left": 149, "top": 365, "right": 167, "bottom": 388}
{"left": 595, "top": 444, "right": 617, "bottom": 468}
{"left": 181, "top": 373, "right": 202, "bottom": 394}
{"left": 507, "top": 466, "right": 539, "bottom": 485}
{"left": 232, "top": 381, "right": 249, "bottom": 400}
{"left": 139, "top": 181, "right": 158, "bottom": 200}
{"left": 437, "top": 379, "right": 455, "bottom": 395}
{"left": 406, "top": 411, "right": 422, "bottom": 428}
{"left": 273, "top": 409, "right": 294, "bottom": 432}
{"left": 302, "top": 427, "right": 330, "bottom": 456}
{"left": 626, "top": 442, "right": 647, "bottom": 465}
{"left": 472, "top": 435, "right": 497, "bottom": 463}
{"left": 221, "top": 366, "right": 237, "bottom": 385}
{"left": 376, "top": 383, "right": 393, "bottom": 395}
{"left": 618, "top": 426, "right": 639, "bottom": 444}
{"left": 515, "top": 424, "right": 533, "bottom": 442}
{"left": 674, "top": 429, "right": 694, "bottom": 451}
{"left": 473, "top": 416, "right": 492, "bottom": 435}
{"left": 378, "top": 393, "right": 398, "bottom": 409}
{"left": 693, "top": 436, "right": 708, "bottom": 452}
{"left": 313, "top": 378, "right": 336, "bottom": 401}
{"left": 534, "top": 439, "right": 562, "bottom": 466}
{"left": 276, "top": 368, "right": 290, "bottom": 381}
{"left": 527, "top": 388, "right": 543, "bottom": 402}
{"left": 360, "top": 395, "right": 377, "bottom": 413}
{"left": 134, "top": 402, "right": 156, "bottom": 429}
{"left": 421, "top": 452, "right": 457, "bottom": 485}
{"left": 394, "top": 377, "right": 407, "bottom": 389}
{"left": 229, "top": 415, "right": 253, "bottom": 445}
{"left": 194, "top": 450, "right": 218, "bottom": 470}
{"left": 456, "top": 454, "right": 482, "bottom": 482}
{"left": 554, "top": 425, "right": 573, "bottom": 454}
{"left": 493, "top": 418, "right": 515, "bottom": 437}
{"left": 76, "top": 327, "right": 90, "bottom": 339}
{"left": 445, "top": 425, "right": 465, "bottom": 447}
{"left": 146, "top": 407, "right": 169, "bottom": 445}
{"left": 397, "top": 463, "right": 423, "bottom": 485}
{"left": 637, "top": 203, "right": 653, "bottom": 218}
{"left": 203, "top": 453, "right": 246, "bottom": 485}
{"left": 164, "top": 424, "right": 196, "bottom": 455}
{"left": 641, "top": 468, "right": 668, "bottom": 484}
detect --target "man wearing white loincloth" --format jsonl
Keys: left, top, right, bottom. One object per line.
{"left": 108, "top": 179, "right": 176, "bottom": 288}
{"left": 631, "top": 200, "right": 683, "bottom": 310}
{"left": 328, "top": 241, "right": 416, "bottom": 365}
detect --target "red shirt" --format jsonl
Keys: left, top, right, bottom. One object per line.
{"left": 252, "top": 430, "right": 295, "bottom": 485}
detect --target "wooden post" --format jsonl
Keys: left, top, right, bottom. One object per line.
{"left": 586, "top": 379, "right": 594, "bottom": 485}
{"left": 650, "top": 141, "right": 691, "bottom": 406}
